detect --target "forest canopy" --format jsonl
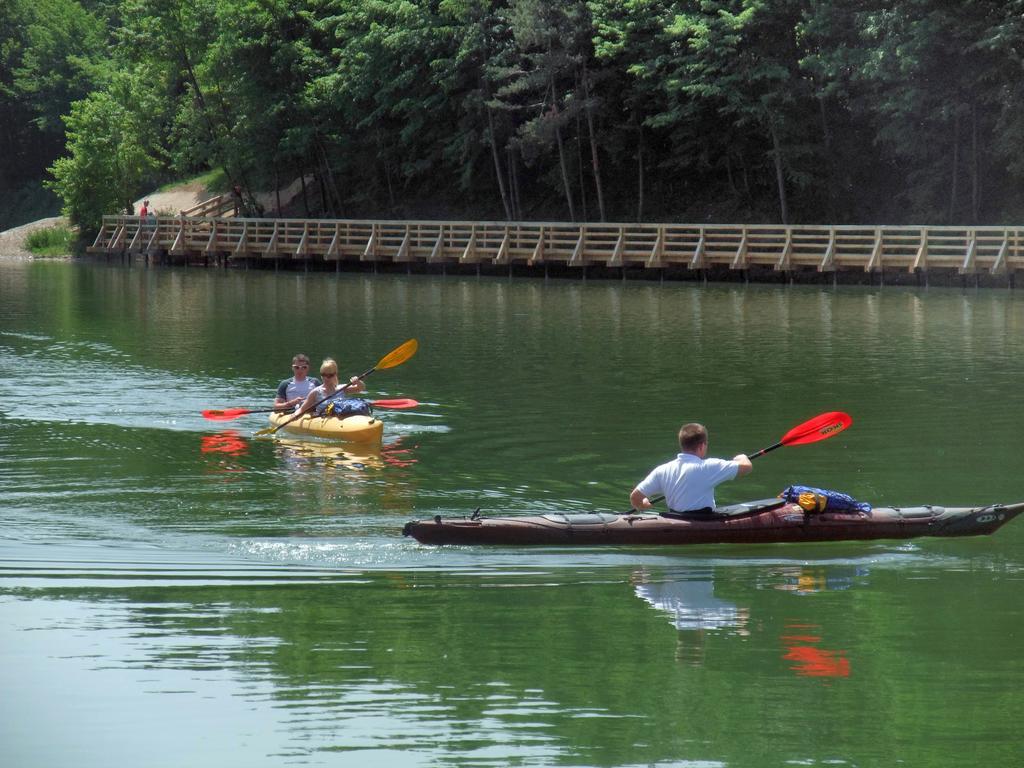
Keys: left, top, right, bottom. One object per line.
{"left": 4, "top": 0, "right": 1024, "bottom": 232}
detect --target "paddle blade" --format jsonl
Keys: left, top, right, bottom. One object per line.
{"left": 202, "top": 408, "right": 251, "bottom": 421}
{"left": 780, "top": 411, "right": 852, "bottom": 446}
{"left": 375, "top": 339, "right": 418, "bottom": 370}
{"left": 372, "top": 398, "right": 419, "bottom": 409}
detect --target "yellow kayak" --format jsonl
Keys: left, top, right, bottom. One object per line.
{"left": 267, "top": 412, "right": 384, "bottom": 443}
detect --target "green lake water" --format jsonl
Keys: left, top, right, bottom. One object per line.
{"left": 2, "top": 260, "right": 1023, "bottom": 767}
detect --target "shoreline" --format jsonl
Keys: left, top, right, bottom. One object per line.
{"left": 0, "top": 217, "right": 71, "bottom": 261}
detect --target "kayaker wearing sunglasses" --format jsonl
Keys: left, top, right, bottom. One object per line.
{"left": 630, "top": 423, "right": 752, "bottom": 515}
{"left": 275, "top": 353, "right": 321, "bottom": 410}
{"left": 296, "top": 358, "right": 370, "bottom": 420}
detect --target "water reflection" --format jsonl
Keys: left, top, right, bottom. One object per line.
{"left": 631, "top": 568, "right": 750, "bottom": 666}
{"left": 631, "top": 564, "right": 868, "bottom": 673}
{"left": 781, "top": 623, "right": 851, "bottom": 678}
{"left": 769, "top": 565, "right": 867, "bottom": 595}
{"left": 633, "top": 573, "right": 749, "bottom": 633}
{"left": 273, "top": 436, "right": 385, "bottom": 470}
{"left": 272, "top": 435, "right": 418, "bottom": 471}
{"left": 770, "top": 566, "right": 864, "bottom": 679}
{"left": 200, "top": 429, "right": 249, "bottom": 456}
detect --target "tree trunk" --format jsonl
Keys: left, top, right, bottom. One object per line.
{"left": 299, "top": 169, "right": 311, "bottom": 217}
{"left": 315, "top": 166, "right": 328, "bottom": 215}
{"left": 555, "top": 122, "right": 575, "bottom": 222}
{"left": 177, "top": 45, "right": 240, "bottom": 191}
{"left": 818, "top": 94, "right": 836, "bottom": 221}
{"left": 575, "top": 106, "right": 588, "bottom": 222}
{"left": 506, "top": 146, "right": 521, "bottom": 220}
{"left": 949, "top": 111, "right": 960, "bottom": 224}
{"left": 546, "top": 77, "right": 576, "bottom": 222}
{"left": 274, "top": 166, "right": 282, "bottom": 215}
{"left": 583, "top": 66, "right": 606, "bottom": 222}
{"left": 314, "top": 135, "right": 344, "bottom": 216}
{"left": 377, "top": 131, "right": 396, "bottom": 212}
{"left": 636, "top": 114, "right": 644, "bottom": 222}
{"left": 487, "top": 104, "right": 513, "bottom": 220}
{"left": 510, "top": 144, "right": 523, "bottom": 220}
{"left": 971, "top": 103, "right": 979, "bottom": 223}
{"left": 769, "top": 121, "right": 789, "bottom": 225}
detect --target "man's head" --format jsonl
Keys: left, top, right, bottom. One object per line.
{"left": 678, "top": 423, "right": 708, "bottom": 455}
{"left": 291, "top": 353, "right": 310, "bottom": 377}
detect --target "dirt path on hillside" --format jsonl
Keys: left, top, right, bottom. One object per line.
{"left": 2, "top": 176, "right": 312, "bottom": 261}
{"left": 134, "top": 182, "right": 210, "bottom": 216}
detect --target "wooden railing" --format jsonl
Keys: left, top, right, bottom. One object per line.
{"left": 88, "top": 214, "right": 1024, "bottom": 276}
{"left": 179, "top": 194, "right": 236, "bottom": 218}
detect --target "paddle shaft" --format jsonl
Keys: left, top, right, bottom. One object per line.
{"left": 634, "top": 411, "right": 852, "bottom": 511}
{"left": 257, "top": 339, "right": 418, "bottom": 436}
{"left": 747, "top": 441, "right": 782, "bottom": 460}
{"left": 204, "top": 398, "right": 417, "bottom": 420}
{"left": 265, "top": 371, "right": 372, "bottom": 434}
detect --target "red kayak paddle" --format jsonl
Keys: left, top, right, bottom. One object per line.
{"left": 203, "top": 397, "right": 419, "bottom": 421}
{"left": 748, "top": 410, "right": 853, "bottom": 459}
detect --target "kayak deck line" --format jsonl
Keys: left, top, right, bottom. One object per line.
{"left": 267, "top": 412, "right": 384, "bottom": 442}
{"left": 403, "top": 499, "right": 1024, "bottom": 546}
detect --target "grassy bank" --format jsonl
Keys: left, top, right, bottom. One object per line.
{"left": 24, "top": 225, "right": 75, "bottom": 257}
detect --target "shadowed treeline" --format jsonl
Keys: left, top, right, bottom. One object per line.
{"left": 6, "top": 1, "right": 1024, "bottom": 232}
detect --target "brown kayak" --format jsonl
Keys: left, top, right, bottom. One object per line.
{"left": 403, "top": 498, "right": 1024, "bottom": 546}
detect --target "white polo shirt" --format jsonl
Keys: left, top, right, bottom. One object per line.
{"left": 277, "top": 376, "right": 320, "bottom": 403}
{"left": 635, "top": 453, "right": 740, "bottom": 512}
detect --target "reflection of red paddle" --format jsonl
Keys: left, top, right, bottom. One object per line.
{"left": 747, "top": 411, "right": 852, "bottom": 459}
{"left": 200, "top": 429, "right": 249, "bottom": 455}
{"left": 203, "top": 398, "right": 419, "bottom": 421}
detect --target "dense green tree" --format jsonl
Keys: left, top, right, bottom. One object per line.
{"left": 13, "top": 0, "right": 109, "bottom": 134}
{"left": 48, "top": 74, "right": 160, "bottom": 228}
{"left": 1, "top": 0, "right": 109, "bottom": 228}
{"left": 589, "top": 0, "right": 674, "bottom": 221}
{"left": 12, "top": 0, "right": 1024, "bottom": 234}
{"left": 854, "top": 2, "right": 1011, "bottom": 223}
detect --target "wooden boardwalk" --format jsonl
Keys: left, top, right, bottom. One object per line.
{"left": 89, "top": 209, "right": 1024, "bottom": 284}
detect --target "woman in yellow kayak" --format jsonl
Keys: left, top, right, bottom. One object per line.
{"left": 297, "top": 358, "right": 370, "bottom": 419}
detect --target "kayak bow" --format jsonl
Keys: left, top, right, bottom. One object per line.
{"left": 404, "top": 498, "right": 1024, "bottom": 546}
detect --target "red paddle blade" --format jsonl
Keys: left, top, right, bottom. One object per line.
{"left": 202, "top": 408, "right": 252, "bottom": 421}
{"left": 780, "top": 411, "right": 852, "bottom": 446}
{"left": 372, "top": 398, "right": 419, "bottom": 409}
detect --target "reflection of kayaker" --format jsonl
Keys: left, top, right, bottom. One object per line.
{"left": 274, "top": 437, "right": 384, "bottom": 469}
{"left": 633, "top": 575, "right": 749, "bottom": 634}
{"left": 772, "top": 566, "right": 868, "bottom": 595}
{"left": 273, "top": 435, "right": 419, "bottom": 469}
{"left": 631, "top": 570, "right": 749, "bottom": 666}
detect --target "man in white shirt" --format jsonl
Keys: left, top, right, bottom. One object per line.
{"left": 275, "top": 354, "right": 321, "bottom": 410}
{"left": 630, "top": 423, "right": 752, "bottom": 514}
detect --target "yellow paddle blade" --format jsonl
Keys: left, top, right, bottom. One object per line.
{"left": 253, "top": 426, "right": 275, "bottom": 437}
{"left": 375, "top": 338, "right": 418, "bottom": 370}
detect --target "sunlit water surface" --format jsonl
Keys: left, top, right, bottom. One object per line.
{"left": 2, "top": 261, "right": 1024, "bottom": 767}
